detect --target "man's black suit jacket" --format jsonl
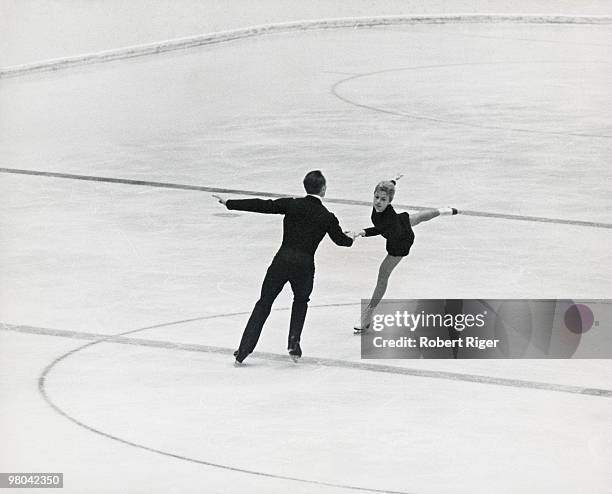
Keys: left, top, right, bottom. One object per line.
{"left": 225, "top": 195, "right": 353, "bottom": 260}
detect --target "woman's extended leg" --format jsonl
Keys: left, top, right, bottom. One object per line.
{"left": 359, "top": 254, "right": 403, "bottom": 330}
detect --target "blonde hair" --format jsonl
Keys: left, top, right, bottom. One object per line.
{"left": 374, "top": 180, "right": 396, "bottom": 202}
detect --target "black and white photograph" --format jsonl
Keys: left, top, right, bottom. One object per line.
{"left": 1, "top": 1, "right": 611, "bottom": 492}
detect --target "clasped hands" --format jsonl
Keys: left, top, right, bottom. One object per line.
{"left": 344, "top": 230, "right": 365, "bottom": 241}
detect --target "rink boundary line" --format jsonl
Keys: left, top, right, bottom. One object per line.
{"left": 331, "top": 61, "right": 612, "bottom": 139}
{"left": 1, "top": 167, "right": 611, "bottom": 230}
{"left": 34, "top": 325, "right": 415, "bottom": 493}
{"left": 3, "top": 321, "right": 611, "bottom": 398}
{"left": 2, "top": 14, "right": 612, "bottom": 78}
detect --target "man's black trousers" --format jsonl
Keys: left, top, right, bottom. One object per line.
{"left": 237, "top": 250, "right": 314, "bottom": 358}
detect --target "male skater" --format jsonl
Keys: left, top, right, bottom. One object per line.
{"left": 213, "top": 171, "right": 353, "bottom": 364}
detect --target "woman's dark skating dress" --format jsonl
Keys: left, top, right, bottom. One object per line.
{"left": 364, "top": 205, "right": 415, "bottom": 257}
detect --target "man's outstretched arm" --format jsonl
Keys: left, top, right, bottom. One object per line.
{"left": 213, "top": 194, "right": 291, "bottom": 214}
{"left": 327, "top": 216, "right": 354, "bottom": 247}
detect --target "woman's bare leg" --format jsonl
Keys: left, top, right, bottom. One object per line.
{"left": 361, "top": 254, "right": 403, "bottom": 328}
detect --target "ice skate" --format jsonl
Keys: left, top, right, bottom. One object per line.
{"left": 353, "top": 320, "right": 371, "bottom": 334}
{"left": 233, "top": 350, "right": 247, "bottom": 365}
{"left": 288, "top": 343, "right": 302, "bottom": 363}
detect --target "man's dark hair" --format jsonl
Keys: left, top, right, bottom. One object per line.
{"left": 303, "top": 170, "right": 326, "bottom": 195}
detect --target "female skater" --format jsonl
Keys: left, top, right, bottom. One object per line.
{"left": 352, "top": 176, "right": 458, "bottom": 333}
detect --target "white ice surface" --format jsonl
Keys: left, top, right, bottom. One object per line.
{"left": 2, "top": 0, "right": 612, "bottom": 66}
{"left": 1, "top": 18, "right": 611, "bottom": 494}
